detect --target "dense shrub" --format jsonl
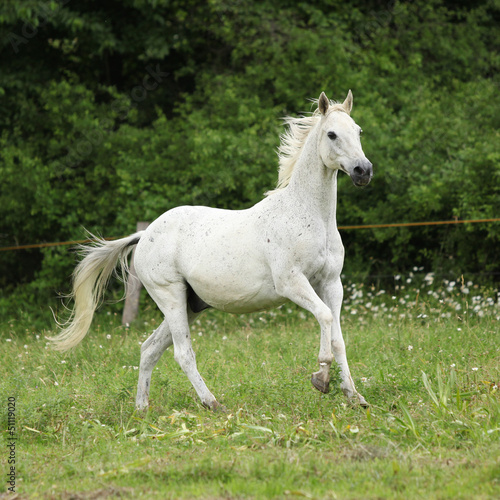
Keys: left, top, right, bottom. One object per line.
{"left": 0, "top": 0, "right": 499, "bottom": 315}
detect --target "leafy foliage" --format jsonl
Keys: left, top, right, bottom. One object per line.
{"left": 0, "top": 0, "right": 499, "bottom": 312}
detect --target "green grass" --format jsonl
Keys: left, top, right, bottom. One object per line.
{"left": 1, "top": 274, "right": 499, "bottom": 499}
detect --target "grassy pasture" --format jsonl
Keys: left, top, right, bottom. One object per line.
{"left": 1, "top": 274, "right": 499, "bottom": 499}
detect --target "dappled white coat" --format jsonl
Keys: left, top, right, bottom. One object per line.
{"left": 50, "top": 91, "right": 373, "bottom": 411}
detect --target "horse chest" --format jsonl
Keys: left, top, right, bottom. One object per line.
{"left": 263, "top": 219, "right": 343, "bottom": 280}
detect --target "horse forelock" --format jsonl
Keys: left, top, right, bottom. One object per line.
{"left": 266, "top": 100, "right": 347, "bottom": 196}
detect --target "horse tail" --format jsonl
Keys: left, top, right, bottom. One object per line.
{"left": 48, "top": 231, "right": 144, "bottom": 352}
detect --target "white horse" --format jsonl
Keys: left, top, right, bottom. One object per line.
{"left": 49, "top": 91, "right": 373, "bottom": 411}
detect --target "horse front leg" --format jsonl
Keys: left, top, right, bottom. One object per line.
{"left": 319, "top": 278, "right": 369, "bottom": 407}
{"left": 274, "top": 271, "right": 334, "bottom": 394}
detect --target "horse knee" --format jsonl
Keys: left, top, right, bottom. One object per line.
{"left": 318, "top": 308, "right": 334, "bottom": 327}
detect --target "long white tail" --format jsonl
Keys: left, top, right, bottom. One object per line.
{"left": 48, "top": 231, "right": 144, "bottom": 352}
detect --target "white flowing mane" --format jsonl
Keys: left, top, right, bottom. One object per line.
{"left": 267, "top": 99, "right": 348, "bottom": 196}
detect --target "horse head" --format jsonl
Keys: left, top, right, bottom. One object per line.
{"left": 317, "top": 91, "right": 373, "bottom": 187}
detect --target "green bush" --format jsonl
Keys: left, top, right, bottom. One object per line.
{"left": 0, "top": 0, "right": 499, "bottom": 317}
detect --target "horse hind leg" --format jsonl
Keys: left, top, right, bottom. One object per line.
{"left": 136, "top": 319, "right": 173, "bottom": 410}
{"left": 147, "top": 283, "right": 223, "bottom": 411}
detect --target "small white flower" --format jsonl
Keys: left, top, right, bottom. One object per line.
{"left": 61, "top": 360, "right": 66, "bottom": 364}
{"left": 450, "top": 363, "right": 456, "bottom": 368}
{"left": 457, "top": 328, "right": 462, "bottom": 331}
{"left": 361, "top": 377, "right": 368, "bottom": 383}
{"left": 198, "top": 331, "right": 203, "bottom": 336}
{"left": 222, "top": 336, "right": 228, "bottom": 341}
{"left": 408, "top": 345, "right": 413, "bottom": 351}
{"left": 106, "top": 334, "right": 111, "bottom": 340}
{"left": 6, "top": 339, "right": 11, "bottom": 342}
{"left": 54, "top": 381, "right": 59, "bottom": 386}
{"left": 472, "top": 367, "right": 479, "bottom": 371}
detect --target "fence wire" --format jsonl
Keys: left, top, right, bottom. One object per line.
{"left": 1, "top": 218, "right": 499, "bottom": 252}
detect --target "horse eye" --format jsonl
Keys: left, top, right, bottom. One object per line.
{"left": 327, "top": 131, "right": 337, "bottom": 140}
{"left": 359, "top": 129, "right": 363, "bottom": 136}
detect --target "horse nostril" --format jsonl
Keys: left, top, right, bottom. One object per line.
{"left": 353, "top": 166, "right": 364, "bottom": 176}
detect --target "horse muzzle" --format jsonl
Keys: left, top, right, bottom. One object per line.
{"left": 349, "top": 160, "right": 373, "bottom": 187}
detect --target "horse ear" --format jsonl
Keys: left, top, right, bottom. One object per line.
{"left": 318, "top": 92, "right": 329, "bottom": 115}
{"left": 343, "top": 90, "right": 353, "bottom": 115}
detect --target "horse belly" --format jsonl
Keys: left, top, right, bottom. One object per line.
{"left": 178, "top": 231, "right": 283, "bottom": 313}
{"left": 185, "top": 255, "right": 286, "bottom": 314}
{"left": 196, "top": 280, "right": 286, "bottom": 313}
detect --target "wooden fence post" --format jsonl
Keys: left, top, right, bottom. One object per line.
{"left": 122, "top": 221, "right": 149, "bottom": 326}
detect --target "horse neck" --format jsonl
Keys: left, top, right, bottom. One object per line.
{"left": 285, "top": 124, "right": 338, "bottom": 227}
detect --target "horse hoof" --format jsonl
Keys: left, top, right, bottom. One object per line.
{"left": 348, "top": 394, "right": 369, "bottom": 408}
{"left": 358, "top": 395, "right": 370, "bottom": 408}
{"left": 213, "top": 402, "right": 228, "bottom": 413}
{"left": 311, "top": 373, "right": 330, "bottom": 394}
{"left": 204, "top": 401, "right": 228, "bottom": 413}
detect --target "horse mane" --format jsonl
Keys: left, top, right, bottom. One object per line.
{"left": 266, "top": 99, "right": 348, "bottom": 196}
